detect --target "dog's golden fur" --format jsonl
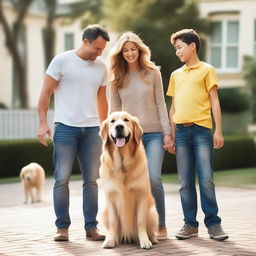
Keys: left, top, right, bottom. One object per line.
{"left": 20, "top": 162, "right": 45, "bottom": 203}
{"left": 98, "top": 111, "right": 158, "bottom": 249}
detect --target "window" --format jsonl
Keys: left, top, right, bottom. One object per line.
{"left": 209, "top": 20, "right": 239, "bottom": 71}
{"left": 64, "top": 33, "right": 74, "bottom": 51}
{"left": 254, "top": 20, "right": 256, "bottom": 55}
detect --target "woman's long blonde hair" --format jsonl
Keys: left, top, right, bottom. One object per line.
{"left": 108, "top": 32, "right": 157, "bottom": 88}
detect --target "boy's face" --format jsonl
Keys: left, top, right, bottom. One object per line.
{"left": 174, "top": 38, "right": 195, "bottom": 63}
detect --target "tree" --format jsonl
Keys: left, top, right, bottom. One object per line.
{"left": 43, "top": 0, "right": 57, "bottom": 69}
{"left": 0, "top": 0, "right": 34, "bottom": 108}
{"left": 103, "top": 0, "right": 209, "bottom": 89}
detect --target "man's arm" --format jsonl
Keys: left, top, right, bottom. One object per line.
{"left": 97, "top": 86, "right": 108, "bottom": 123}
{"left": 209, "top": 86, "right": 224, "bottom": 149}
{"left": 37, "top": 75, "right": 58, "bottom": 146}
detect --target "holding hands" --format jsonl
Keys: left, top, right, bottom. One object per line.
{"left": 163, "top": 134, "right": 176, "bottom": 154}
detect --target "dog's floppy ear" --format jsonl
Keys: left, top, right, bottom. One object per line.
{"left": 20, "top": 169, "right": 24, "bottom": 180}
{"left": 99, "top": 119, "right": 111, "bottom": 151}
{"left": 132, "top": 117, "right": 143, "bottom": 144}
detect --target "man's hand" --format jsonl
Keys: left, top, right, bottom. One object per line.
{"left": 38, "top": 123, "right": 52, "bottom": 146}
{"left": 213, "top": 131, "right": 224, "bottom": 149}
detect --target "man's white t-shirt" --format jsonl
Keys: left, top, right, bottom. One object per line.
{"left": 46, "top": 50, "right": 107, "bottom": 127}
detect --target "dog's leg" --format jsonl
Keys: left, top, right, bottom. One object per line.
{"left": 36, "top": 187, "right": 42, "bottom": 202}
{"left": 137, "top": 198, "right": 152, "bottom": 249}
{"left": 147, "top": 207, "right": 159, "bottom": 244}
{"left": 24, "top": 184, "right": 29, "bottom": 204}
{"left": 102, "top": 200, "right": 118, "bottom": 249}
{"left": 30, "top": 187, "right": 36, "bottom": 203}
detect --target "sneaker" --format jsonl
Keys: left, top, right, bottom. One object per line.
{"left": 158, "top": 226, "right": 168, "bottom": 240}
{"left": 175, "top": 224, "right": 198, "bottom": 240}
{"left": 208, "top": 225, "right": 229, "bottom": 241}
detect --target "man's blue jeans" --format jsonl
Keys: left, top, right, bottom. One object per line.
{"left": 53, "top": 123, "right": 101, "bottom": 230}
{"left": 142, "top": 132, "right": 166, "bottom": 227}
{"left": 175, "top": 124, "right": 221, "bottom": 228}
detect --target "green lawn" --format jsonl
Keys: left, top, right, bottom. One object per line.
{"left": 162, "top": 168, "right": 256, "bottom": 189}
{"left": 1, "top": 168, "right": 256, "bottom": 189}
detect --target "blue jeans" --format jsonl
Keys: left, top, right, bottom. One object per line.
{"left": 53, "top": 123, "right": 102, "bottom": 230}
{"left": 175, "top": 124, "right": 221, "bottom": 228}
{"left": 142, "top": 132, "right": 166, "bottom": 227}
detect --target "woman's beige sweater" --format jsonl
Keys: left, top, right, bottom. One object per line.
{"left": 108, "top": 69, "right": 171, "bottom": 135}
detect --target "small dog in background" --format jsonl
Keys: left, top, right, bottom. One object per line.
{"left": 20, "top": 162, "right": 45, "bottom": 204}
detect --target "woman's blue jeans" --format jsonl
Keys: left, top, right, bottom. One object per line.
{"left": 142, "top": 132, "right": 166, "bottom": 227}
{"left": 175, "top": 124, "right": 221, "bottom": 228}
{"left": 53, "top": 123, "right": 102, "bottom": 230}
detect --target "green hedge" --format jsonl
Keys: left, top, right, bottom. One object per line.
{"left": 0, "top": 139, "right": 80, "bottom": 178}
{"left": 0, "top": 136, "right": 256, "bottom": 178}
{"left": 162, "top": 136, "right": 256, "bottom": 173}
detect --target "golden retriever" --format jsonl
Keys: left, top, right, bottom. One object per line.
{"left": 20, "top": 162, "right": 45, "bottom": 204}
{"left": 98, "top": 111, "right": 158, "bottom": 250}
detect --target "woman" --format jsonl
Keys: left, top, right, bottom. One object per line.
{"left": 108, "top": 32, "right": 172, "bottom": 240}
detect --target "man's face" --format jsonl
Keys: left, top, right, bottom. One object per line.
{"left": 84, "top": 36, "right": 107, "bottom": 61}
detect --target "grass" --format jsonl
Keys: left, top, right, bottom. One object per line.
{"left": 1, "top": 168, "right": 256, "bottom": 189}
{"left": 162, "top": 168, "right": 256, "bottom": 189}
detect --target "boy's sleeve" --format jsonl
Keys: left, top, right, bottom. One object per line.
{"left": 46, "top": 54, "right": 63, "bottom": 81}
{"left": 166, "top": 73, "right": 175, "bottom": 96}
{"left": 205, "top": 67, "right": 219, "bottom": 91}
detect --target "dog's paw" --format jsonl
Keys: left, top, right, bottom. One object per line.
{"left": 102, "top": 237, "right": 116, "bottom": 249}
{"left": 150, "top": 235, "right": 158, "bottom": 244}
{"left": 140, "top": 239, "right": 152, "bottom": 250}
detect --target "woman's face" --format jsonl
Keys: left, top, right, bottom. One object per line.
{"left": 122, "top": 41, "right": 139, "bottom": 65}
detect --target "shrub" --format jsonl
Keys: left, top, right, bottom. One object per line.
{"left": 0, "top": 136, "right": 255, "bottom": 178}
{"left": 162, "top": 136, "right": 256, "bottom": 173}
{"left": 0, "top": 139, "right": 80, "bottom": 178}
{"left": 218, "top": 88, "right": 250, "bottom": 113}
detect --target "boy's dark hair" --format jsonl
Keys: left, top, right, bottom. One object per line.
{"left": 170, "top": 29, "right": 201, "bottom": 53}
{"left": 82, "top": 24, "right": 110, "bottom": 42}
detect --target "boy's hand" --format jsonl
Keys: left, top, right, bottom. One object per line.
{"left": 213, "top": 131, "right": 224, "bottom": 149}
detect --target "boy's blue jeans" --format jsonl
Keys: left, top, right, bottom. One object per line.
{"left": 53, "top": 123, "right": 101, "bottom": 230}
{"left": 142, "top": 132, "right": 165, "bottom": 227}
{"left": 175, "top": 124, "right": 221, "bottom": 228}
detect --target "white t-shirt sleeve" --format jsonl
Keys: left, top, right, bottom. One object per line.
{"left": 46, "top": 54, "right": 63, "bottom": 81}
{"left": 100, "top": 65, "right": 108, "bottom": 86}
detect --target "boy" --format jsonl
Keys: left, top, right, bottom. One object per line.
{"left": 166, "top": 29, "right": 229, "bottom": 241}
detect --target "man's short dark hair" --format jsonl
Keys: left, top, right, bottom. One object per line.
{"left": 170, "top": 29, "right": 201, "bottom": 53}
{"left": 82, "top": 24, "right": 110, "bottom": 42}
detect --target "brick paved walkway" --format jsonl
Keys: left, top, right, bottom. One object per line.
{"left": 0, "top": 179, "right": 255, "bottom": 256}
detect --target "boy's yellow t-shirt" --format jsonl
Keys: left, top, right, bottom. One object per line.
{"left": 167, "top": 61, "right": 218, "bottom": 129}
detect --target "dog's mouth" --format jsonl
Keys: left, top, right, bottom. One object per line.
{"left": 111, "top": 134, "right": 131, "bottom": 147}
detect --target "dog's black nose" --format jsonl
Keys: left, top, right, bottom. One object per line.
{"left": 115, "top": 125, "right": 124, "bottom": 131}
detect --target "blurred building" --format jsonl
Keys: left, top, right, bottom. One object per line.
{"left": 199, "top": 0, "right": 256, "bottom": 88}
{"left": 0, "top": 0, "right": 85, "bottom": 109}
{"left": 1, "top": 0, "right": 256, "bottom": 109}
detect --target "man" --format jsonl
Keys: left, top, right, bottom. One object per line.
{"left": 38, "top": 24, "right": 109, "bottom": 241}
